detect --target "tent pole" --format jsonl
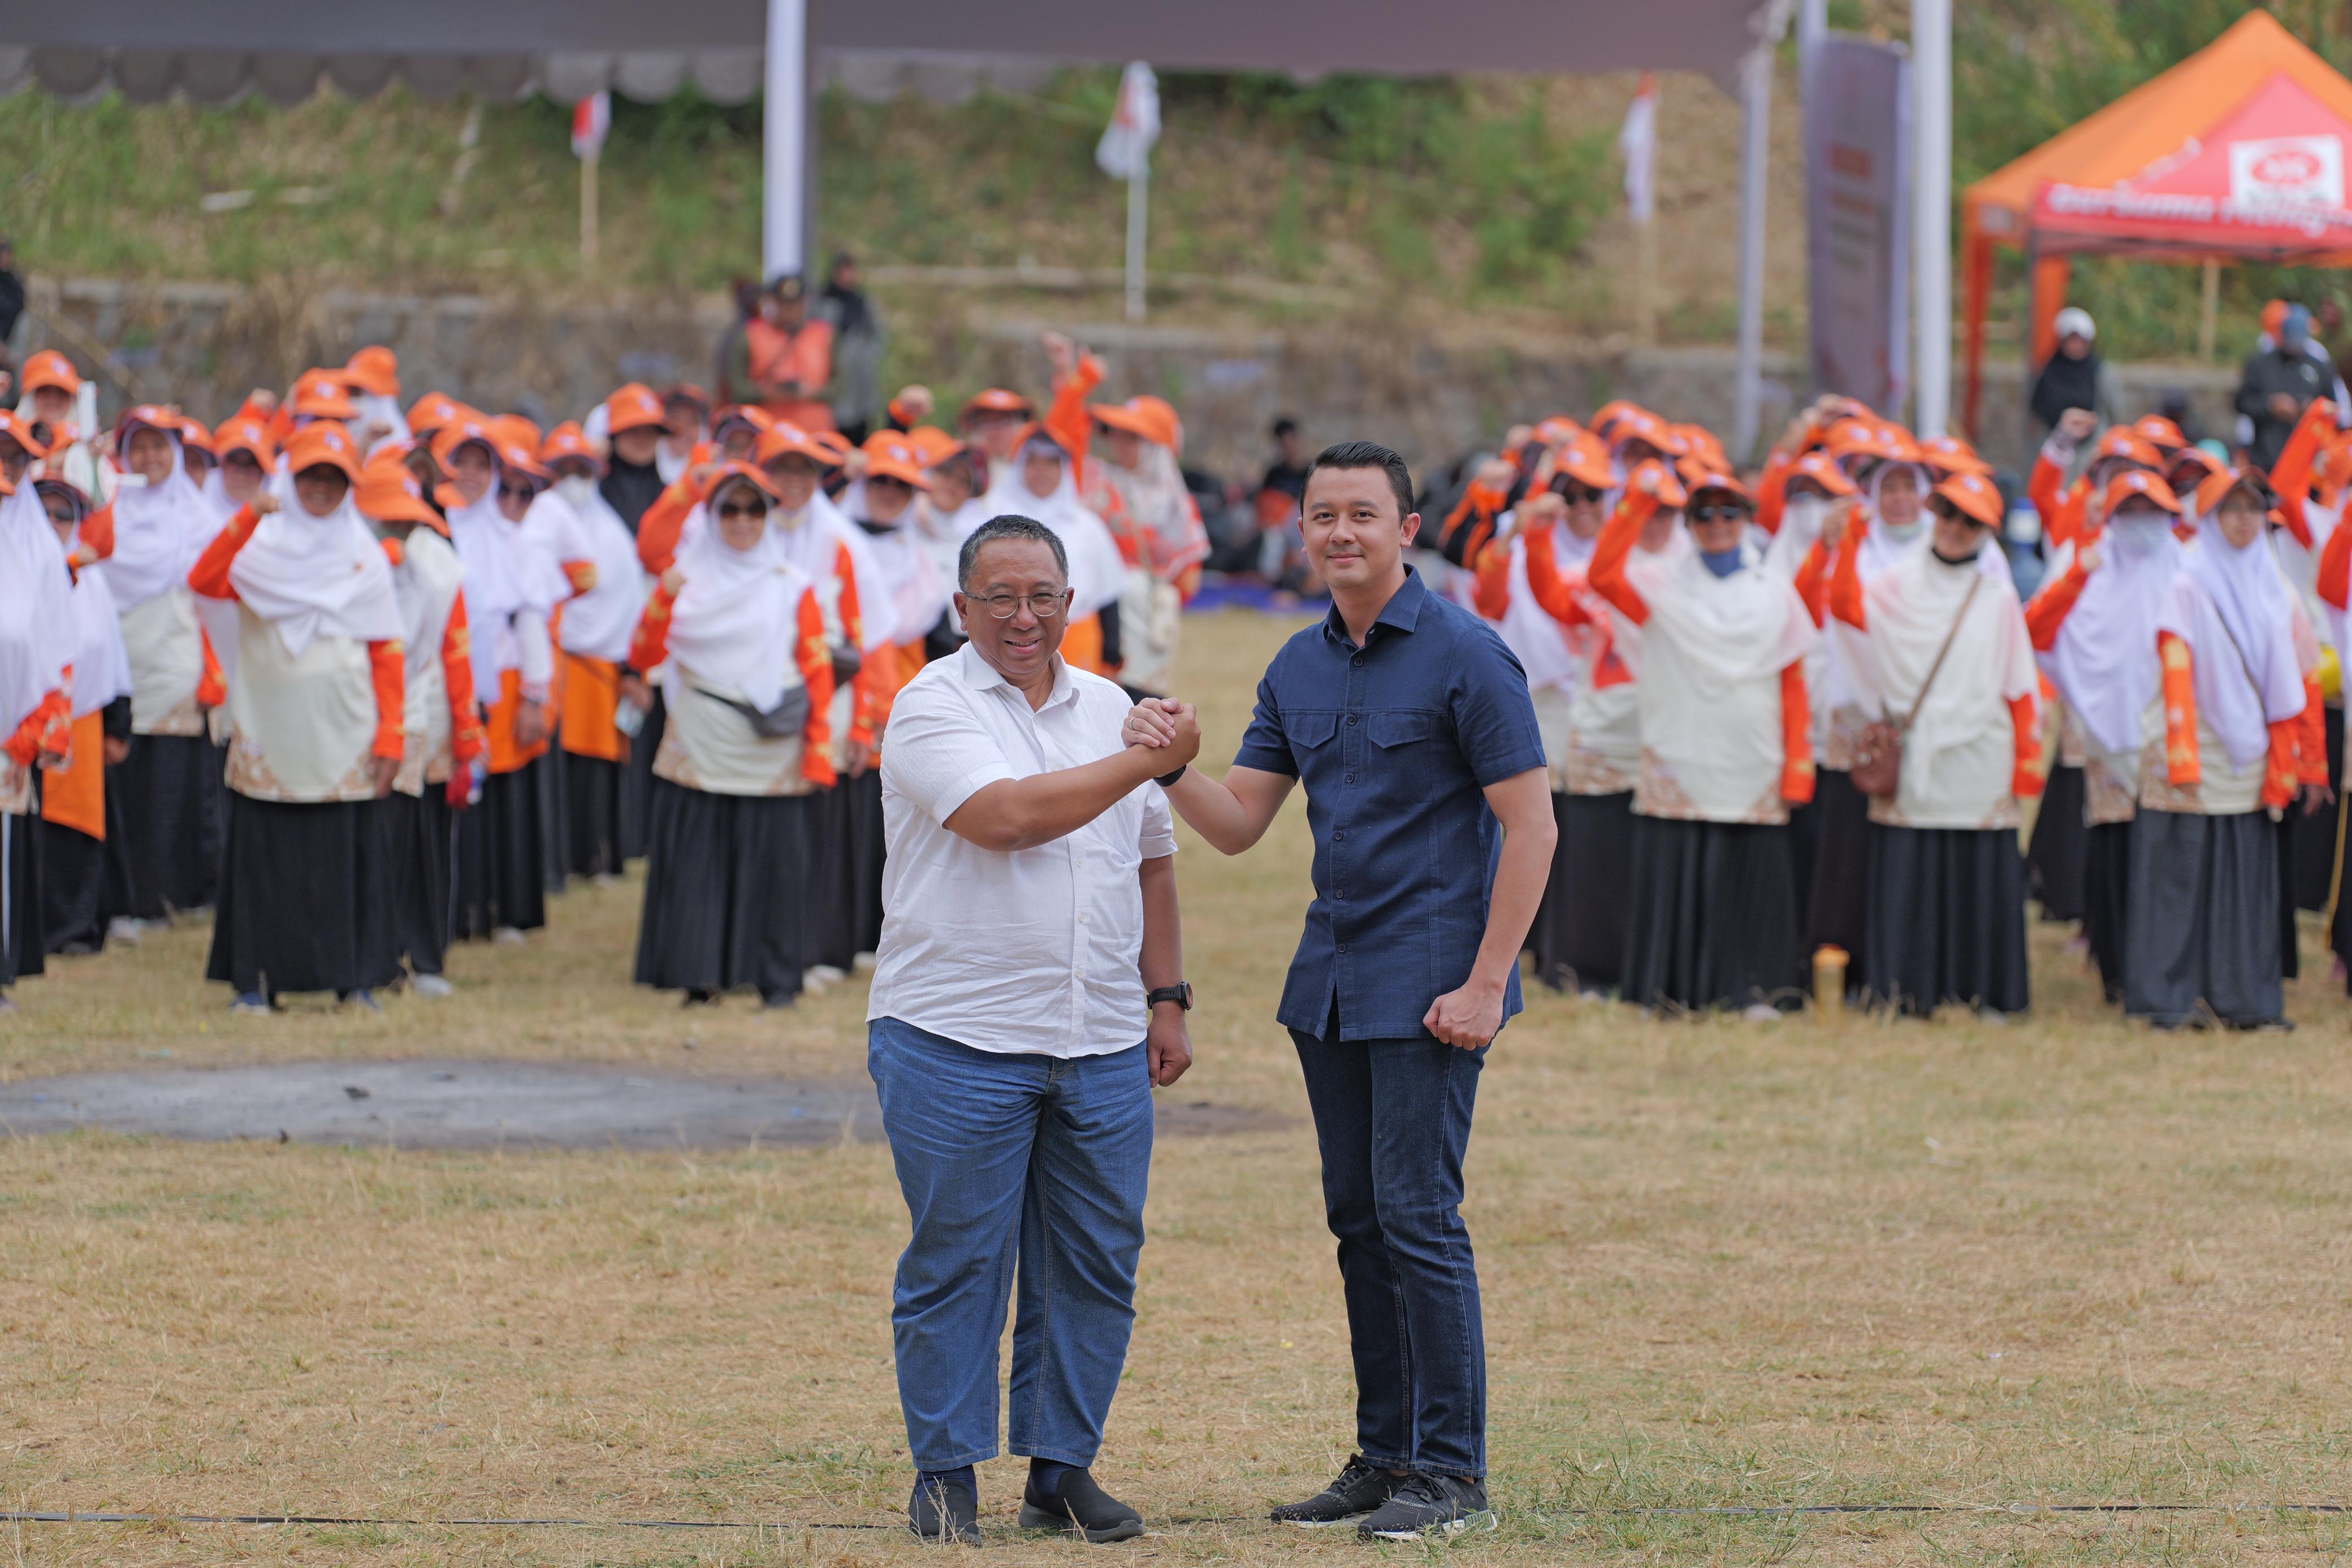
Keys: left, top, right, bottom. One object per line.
{"left": 763, "top": 0, "right": 808, "bottom": 280}
{"left": 2199, "top": 258, "right": 2220, "bottom": 362}
{"left": 2020, "top": 233, "right": 2037, "bottom": 457}
{"left": 1732, "top": 43, "right": 1773, "bottom": 462}
{"left": 1912, "top": 0, "right": 1952, "bottom": 435}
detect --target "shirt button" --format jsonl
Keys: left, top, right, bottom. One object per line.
{"left": 1345, "top": 772, "right": 1356, "bottom": 783}
{"left": 1335, "top": 890, "right": 1346, "bottom": 899}
{"left": 1351, "top": 655, "right": 1364, "bottom": 667}
{"left": 1078, "top": 913, "right": 1089, "bottom": 925}
{"left": 1347, "top": 714, "right": 1358, "bottom": 725}
{"left": 1337, "top": 943, "right": 1348, "bottom": 953}
{"left": 1332, "top": 830, "right": 1344, "bottom": 841}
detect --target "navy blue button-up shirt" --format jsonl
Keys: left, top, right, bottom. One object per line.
{"left": 1234, "top": 568, "right": 1547, "bottom": 1041}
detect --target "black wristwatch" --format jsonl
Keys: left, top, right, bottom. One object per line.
{"left": 1154, "top": 763, "right": 1188, "bottom": 788}
{"left": 1147, "top": 982, "right": 1193, "bottom": 1012}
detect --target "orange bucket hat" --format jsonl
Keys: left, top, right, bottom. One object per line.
{"left": 604, "top": 382, "right": 669, "bottom": 436}
{"left": 861, "top": 432, "right": 934, "bottom": 490}
{"left": 343, "top": 346, "right": 400, "bottom": 398}
{"left": 284, "top": 422, "right": 364, "bottom": 483}
{"left": 21, "top": 350, "right": 81, "bottom": 396}
{"left": 356, "top": 453, "right": 442, "bottom": 528}
{"left": 1930, "top": 470, "right": 2003, "bottom": 527}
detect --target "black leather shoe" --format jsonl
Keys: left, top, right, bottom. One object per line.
{"left": 1018, "top": 1467, "right": 1143, "bottom": 1543}
{"left": 908, "top": 1475, "right": 982, "bottom": 1545}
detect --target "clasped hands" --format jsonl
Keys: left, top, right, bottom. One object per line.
{"left": 1123, "top": 696, "right": 1201, "bottom": 770}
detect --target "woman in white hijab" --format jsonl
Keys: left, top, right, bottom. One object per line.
{"left": 982, "top": 427, "right": 1127, "bottom": 679}
{"left": 188, "top": 423, "right": 407, "bottom": 1013}
{"left": 102, "top": 406, "right": 230, "bottom": 928}
{"left": 1, "top": 413, "right": 80, "bottom": 1004}
{"left": 2124, "top": 467, "right": 2324, "bottom": 1028}
{"left": 1597, "top": 464, "right": 1818, "bottom": 1019}
{"left": 31, "top": 477, "right": 134, "bottom": 956}
{"left": 540, "top": 423, "right": 650, "bottom": 881}
{"left": 629, "top": 465, "right": 836, "bottom": 1006}
{"left": 1826, "top": 470, "right": 2042, "bottom": 1018}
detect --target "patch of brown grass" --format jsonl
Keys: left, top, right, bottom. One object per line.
{"left": 4, "top": 610, "right": 2351, "bottom": 1566}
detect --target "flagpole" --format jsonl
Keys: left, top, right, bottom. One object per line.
{"left": 1126, "top": 157, "right": 1148, "bottom": 323}
{"left": 580, "top": 148, "right": 599, "bottom": 264}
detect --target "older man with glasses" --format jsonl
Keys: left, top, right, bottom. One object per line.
{"left": 866, "top": 514, "right": 1203, "bottom": 1545}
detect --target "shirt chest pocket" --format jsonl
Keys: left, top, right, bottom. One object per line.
{"left": 1284, "top": 712, "right": 1339, "bottom": 751}
{"left": 1368, "top": 711, "right": 1436, "bottom": 750}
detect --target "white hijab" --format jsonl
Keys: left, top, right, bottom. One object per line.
{"left": 0, "top": 480, "right": 76, "bottom": 734}
{"left": 983, "top": 448, "right": 1127, "bottom": 617}
{"left": 1865, "top": 544, "right": 2037, "bottom": 800}
{"left": 1488, "top": 511, "right": 1593, "bottom": 693}
{"left": 851, "top": 510, "right": 954, "bottom": 647}
{"left": 551, "top": 477, "right": 651, "bottom": 664}
{"left": 1626, "top": 531, "right": 1817, "bottom": 698}
{"left": 2161, "top": 513, "right": 2307, "bottom": 770}
{"left": 2038, "top": 511, "right": 2181, "bottom": 757}
{"left": 446, "top": 459, "right": 567, "bottom": 691}
{"left": 664, "top": 489, "right": 815, "bottom": 713}
{"left": 225, "top": 468, "right": 404, "bottom": 659}
{"left": 102, "top": 431, "right": 214, "bottom": 610}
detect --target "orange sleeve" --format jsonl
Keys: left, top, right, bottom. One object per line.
{"left": 1827, "top": 512, "right": 1867, "bottom": 630}
{"left": 1438, "top": 480, "right": 1507, "bottom": 565}
{"left": 76, "top": 503, "right": 115, "bottom": 565}
{"left": 187, "top": 504, "right": 261, "bottom": 599}
{"left": 2269, "top": 399, "right": 2334, "bottom": 550}
{"left": 1793, "top": 538, "right": 1830, "bottom": 627}
{"left": 1044, "top": 352, "right": 1106, "bottom": 466}
{"left": 563, "top": 559, "right": 596, "bottom": 596}
{"left": 838, "top": 541, "right": 876, "bottom": 748}
{"left": 196, "top": 627, "right": 227, "bottom": 708}
{"left": 1470, "top": 539, "right": 1515, "bottom": 619}
{"left": 2024, "top": 557, "right": 2094, "bottom": 651}
{"left": 444, "top": 592, "right": 486, "bottom": 765}
{"left": 2159, "top": 631, "right": 2200, "bottom": 786}
{"left": 1520, "top": 523, "right": 1591, "bottom": 627}
{"left": 2295, "top": 677, "right": 2328, "bottom": 787}
{"left": 367, "top": 641, "right": 406, "bottom": 760}
{"left": 2027, "top": 453, "right": 2067, "bottom": 538}
{"left": 6, "top": 695, "right": 62, "bottom": 767}
{"left": 1779, "top": 660, "right": 1815, "bottom": 804}
{"left": 797, "top": 587, "right": 837, "bottom": 788}
{"left": 634, "top": 480, "right": 699, "bottom": 575}
{"left": 2318, "top": 513, "right": 2352, "bottom": 610}
{"left": 629, "top": 579, "right": 678, "bottom": 674}
{"left": 1753, "top": 452, "right": 1793, "bottom": 536}
{"left": 2264, "top": 720, "right": 2301, "bottom": 809}
{"left": 2009, "top": 692, "right": 2044, "bottom": 799}
{"left": 1584, "top": 492, "right": 1658, "bottom": 626}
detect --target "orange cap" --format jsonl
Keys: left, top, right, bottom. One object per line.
{"left": 113, "top": 404, "right": 183, "bottom": 456}
{"left": 961, "top": 388, "right": 1034, "bottom": 422}
{"left": 213, "top": 416, "right": 276, "bottom": 467}
{"left": 2130, "top": 415, "right": 2187, "bottom": 454}
{"left": 1549, "top": 431, "right": 1615, "bottom": 493}
{"left": 2165, "top": 445, "right": 2227, "bottom": 495}
{"left": 704, "top": 461, "right": 785, "bottom": 506}
{"left": 2101, "top": 469, "right": 2182, "bottom": 516}
{"left": 284, "top": 422, "right": 364, "bottom": 483}
{"left": 1607, "top": 409, "right": 1689, "bottom": 458}
{"left": 907, "top": 426, "right": 964, "bottom": 465}
{"left": 1683, "top": 470, "right": 1754, "bottom": 507}
{"left": 1825, "top": 418, "right": 1920, "bottom": 467}
{"left": 712, "top": 404, "right": 778, "bottom": 442}
{"left": 487, "top": 413, "right": 542, "bottom": 453}
{"left": 807, "top": 430, "right": 854, "bottom": 468}
{"left": 861, "top": 432, "right": 933, "bottom": 490}
{"left": 356, "top": 453, "right": 441, "bottom": 527}
{"left": 1532, "top": 414, "right": 1586, "bottom": 451}
{"left": 2193, "top": 465, "right": 2274, "bottom": 517}
{"left": 1918, "top": 434, "right": 1992, "bottom": 477}
{"left": 1674, "top": 423, "right": 1730, "bottom": 469}
{"left": 408, "top": 391, "right": 468, "bottom": 436}
{"left": 604, "top": 382, "right": 668, "bottom": 436}
{"left": 179, "top": 417, "right": 214, "bottom": 455}
{"left": 539, "top": 421, "right": 597, "bottom": 469}
{"left": 21, "top": 350, "right": 81, "bottom": 396}
{"left": 1930, "top": 470, "right": 2003, "bottom": 527}
{"left": 0, "top": 410, "right": 53, "bottom": 460}
{"left": 1625, "top": 458, "right": 1688, "bottom": 509}
{"left": 429, "top": 417, "right": 499, "bottom": 475}
{"left": 343, "top": 346, "right": 400, "bottom": 398}
{"left": 1588, "top": 400, "right": 1649, "bottom": 440}
{"left": 289, "top": 369, "right": 359, "bottom": 421}
{"left": 1788, "top": 450, "right": 1860, "bottom": 498}
{"left": 753, "top": 423, "right": 835, "bottom": 469}
{"left": 2091, "top": 427, "right": 2161, "bottom": 470}
{"left": 661, "top": 382, "right": 712, "bottom": 414}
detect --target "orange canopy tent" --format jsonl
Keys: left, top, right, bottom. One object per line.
{"left": 1960, "top": 8, "right": 2352, "bottom": 435}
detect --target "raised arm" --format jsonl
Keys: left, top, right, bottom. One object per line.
{"left": 948, "top": 737, "right": 1200, "bottom": 852}
{"left": 1586, "top": 474, "right": 1675, "bottom": 626}
{"left": 2024, "top": 548, "right": 2095, "bottom": 651}
{"left": 1160, "top": 762, "right": 1297, "bottom": 855}
{"left": 1827, "top": 510, "right": 1867, "bottom": 630}
{"left": 2270, "top": 397, "right": 2336, "bottom": 549}
{"left": 187, "top": 503, "right": 263, "bottom": 599}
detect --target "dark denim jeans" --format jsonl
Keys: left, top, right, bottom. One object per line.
{"left": 868, "top": 1016, "right": 1153, "bottom": 1470}
{"left": 1289, "top": 1019, "right": 1488, "bottom": 1478}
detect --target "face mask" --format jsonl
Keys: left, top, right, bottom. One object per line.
{"left": 2111, "top": 514, "right": 2171, "bottom": 558}
{"left": 116, "top": 471, "right": 152, "bottom": 491}
{"left": 1784, "top": 494, "right": 1830, "bottom": 538}
{"left": 557, "top": 474, "right": 596, "bottom": 510}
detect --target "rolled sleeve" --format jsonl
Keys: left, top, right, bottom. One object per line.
{"left": 1451, "top": 626, "right": 1548, "bottom": 787}
{"left": 1139, "top": 784, "right": 1177, "bottom": 859}
{"left": 1232, "top": 670, "right": 1299, "bottom": 775}
{"left": 879, "top": 682, "right": 1017, "bottom": 825}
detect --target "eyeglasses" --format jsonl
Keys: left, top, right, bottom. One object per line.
{"left": 975, "top": 590, "right": 1069, "bottom": 619}
{"left": 716, "top": 500, "right": 770, "bottom": 522}
{"left": 1688, "top": 504, "right": 1747, "bottom": 523}
{"left": 1554, "top": 484, "right": 1605, "bottom": 505}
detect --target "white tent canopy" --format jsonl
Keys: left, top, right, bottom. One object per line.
{"left": 2, "top": 0, "right": 1957, "bottom": 443}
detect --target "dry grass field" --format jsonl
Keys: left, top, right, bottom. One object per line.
{"left": 3, "top": 609, "right": 2351, "bottom": 1567}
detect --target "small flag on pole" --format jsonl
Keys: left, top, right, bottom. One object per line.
{"left": 1096, "top": 63, "right": 1161, "bottom": 181}
{"left": 572, "top": 91, "right": 611, "bottom": 162}
{"left": 1619, "top": 73, "right": 1659, "bottom": 224}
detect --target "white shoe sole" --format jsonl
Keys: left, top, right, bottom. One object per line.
{"left": 1365, "top": 1509, "right": 1499, "bottom": 1541}
{"left": 1276, "top": 1513, "right": 1369, "bottom": 1528}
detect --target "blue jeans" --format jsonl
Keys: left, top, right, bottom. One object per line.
{"left": 868, "top": 1016, "right": 1153, "bottom": 1470}
{"left": 1289, "top": 1019, "right": 1488, "bottom": 1478}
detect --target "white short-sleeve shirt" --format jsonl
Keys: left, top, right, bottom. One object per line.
{"left": 867, "top": 643, "right": 1177, "bottom": 1058}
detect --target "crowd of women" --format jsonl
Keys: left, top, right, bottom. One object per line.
{"left": 0, "top": 333, "right": 1206, "bottom": 1012}
{"left": 1443, "top": 394, "right": 2348, "bottom": 1028}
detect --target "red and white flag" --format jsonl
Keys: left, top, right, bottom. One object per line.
{"left": 1096, "top": 62, "right": 1161, "bottom": 181}
{"left": 572, "top": 91, "right": 611, "bottom": 161}
{"left": 1619, "top": 73, "right": 1659, "bottom": 224}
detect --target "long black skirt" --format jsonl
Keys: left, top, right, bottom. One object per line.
{"left": 1529, "top": 790, "right": 1634, "bottom": 993}
{"left": 39, "top": 822, "right": 106, "bottom": 954}
{"left": 805, "top": 770, "right": 885, "bottom": 971}
{"left": 206, "top": 793, "right": 400, "bottom": 998}
{"left": 2122, "top": 808, "right": 2283, "bottom": 1027}
{"left": 452, "top": 759, "right": 548, "bottom": 939}
{"left": 2275, "top": 811, "right": 2303, "bottom": 983}
{"left": 564, "top": 752, "right": 626, "bottom": 878}
{"left": 385, "top": 787, "right": 457, "bottom": 978}
{"left": 1785, "top": 794, "right": 1819, "bottom": 932}
{"left": 1805, "top": 768, "right": 1871, "bottom": 982}
{"left": 537, "top": 740, "right": 570, "bottom": 895}
{"left": 2082, "top": 820, "right": 2133, "bottom": 1004}
{"left": 1622, "top": 815, "right": 1806, "bottom": 1012}
{"left": 622, "top": 690, "right": 664, "bottom": 864}
{"left": 635, "top": 779, "right": 810, "bottom": 1000}
{"left": 116, "top": 731, "right": 224, "bottom": 917}
{"left": 2290, "top": 704, "right": 2342, "bottom": 911}
{"left": 1862, "top": 823, "right": 2031, "bottom": 1016}
{"left": 2, "top": 811, "right": 45, "bottom": 988}
{"left": 2026, "top": 764, "right": 2089, "bottom": 922}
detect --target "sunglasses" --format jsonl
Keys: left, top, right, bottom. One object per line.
{"left": 1688, "top": 503, "right": 1747, "bottom": 523}
{"left": 1554, "top": 483, "right": 1606, "bottom": 505}
{"left": 716, "top": 499, "right": 770, "bottom": 522}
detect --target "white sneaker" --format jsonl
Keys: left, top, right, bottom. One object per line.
{"left": 807, "top": 964, "right": 846, "bottom": 985}
{"left": 802, "top": 971, "right": 833, "bottom": 995}
{"left": 411, "top": 973, "right": 454, "bottom": 998}
{"left": 1741, "top": 1003, "right": 1783, "bottom": 1024}
{"left": 106, "top": 916, "right": 146, "bottom": 945}
{"left": 494, "top": 926, "right": 528, "bottom": 946}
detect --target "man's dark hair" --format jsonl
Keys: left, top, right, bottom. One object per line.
{"left": 1271, "top": 417, "right": 1298, "bottom": 440}
{"left": 1305, "top": 440, "right": 1415, "bottom": 521}
{"left": 959, "top": 514, "right": 1069, "bottom": 590}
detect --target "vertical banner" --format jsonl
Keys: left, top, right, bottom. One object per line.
{"left": 1805, "top": 36, "right": 1912, "bottom": 417}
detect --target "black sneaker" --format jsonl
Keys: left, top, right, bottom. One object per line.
{"left": 908, "top": 1474, "right": 982, "bottom": 1545}
{"left": 1355, "top": 1472, "right": 1497, "bottom": 1540}
{"left": 1018, "top": 1466, "right": 1143, "bottom": 1542}
{"left": 1269, "top": 1454, "right": 1402, "bottom": 1528}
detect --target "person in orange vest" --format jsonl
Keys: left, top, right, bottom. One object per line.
{"left": 738, "top": 275, "right": 836, "bottom": 433}
{"left": 32, "top": 476, "right": 133, "bottom": 955}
